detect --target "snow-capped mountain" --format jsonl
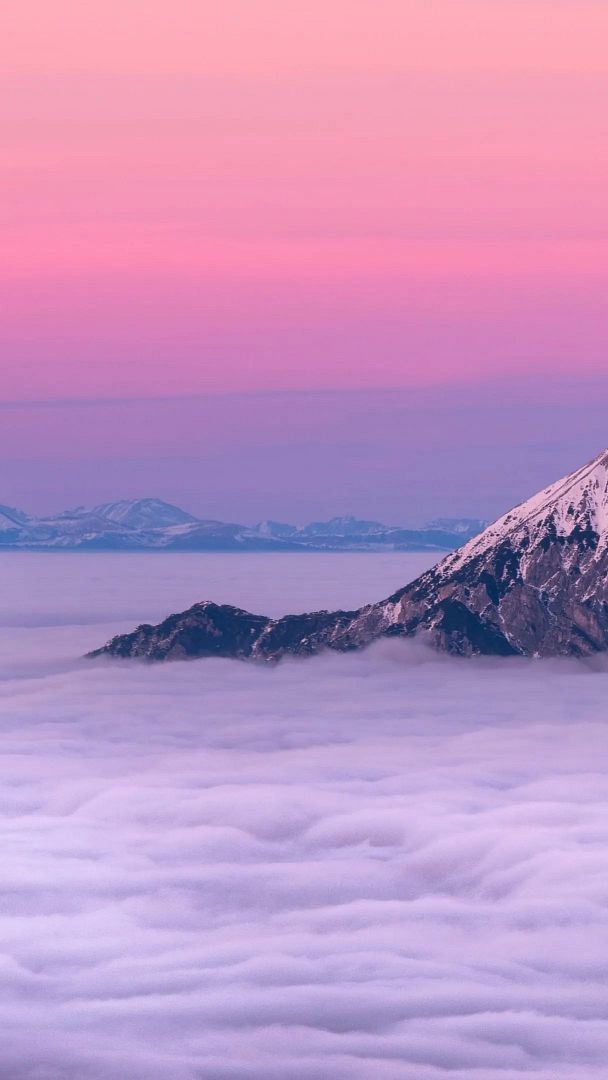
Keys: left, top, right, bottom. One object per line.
{"left": 426, "top": 517, "right": 488, "bottom": 536}
{"left": 371, "top": 447, "right": 608, "bottom": 657}
{"left": 92, "top": 498, "right": 199, "bottom": 530}
{"left": 90, "top": 450, "right": 608, "bottom": 661}
{"left": 0, "top": 499, "right": 484, "bottom": 552}
{"left": 298, "top": 516, "right": 387, "bottom": 538}
{"left": 0, "top": 504, "right": 30, "bottom": 534}
{"left": 440, "top": 450, "right": 608, "bottom": 574}
{"left": 254, "top": 521, "right": 298, "bottom": 539}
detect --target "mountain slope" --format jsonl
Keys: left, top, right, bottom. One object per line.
{"left": 0, "top": 500, "right": 484, "bottom": 552}
{"left": 93, "top": 498, "right": 199, "bottom": 530}
{"left": 89, "top": 450, "right": 608, "bottom": 662}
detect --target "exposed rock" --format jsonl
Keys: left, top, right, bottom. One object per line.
{"left": 90, "top": 604, "right": 271, "bottom": 662}
{"left": 89, "top": 450, "right": 608, "bottom": 662}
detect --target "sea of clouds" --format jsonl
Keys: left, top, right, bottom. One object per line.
{"left": 1, "top": 552, "right": 608, "bottom": 1079}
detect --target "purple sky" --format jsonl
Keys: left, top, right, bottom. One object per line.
{"left": 3, "top": 1, "right": 607, "bottom": 522}
{"left": 4, "top": 375, "right": 608, "bottom": 524}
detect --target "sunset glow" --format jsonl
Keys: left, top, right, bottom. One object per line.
{"left": 4, "top": 0, "right": 607, "bottom": 401}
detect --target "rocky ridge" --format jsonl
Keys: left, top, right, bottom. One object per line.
{"left": 90, "top": 450, "right": 608, "bottom": 662}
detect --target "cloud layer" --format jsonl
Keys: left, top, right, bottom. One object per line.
{"left": 1, "top": 554, "right": 608, "bottom": 1078}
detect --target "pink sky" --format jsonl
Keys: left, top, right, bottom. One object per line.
{"left": 2, "top": 0, "right": 608, "bottom": 401}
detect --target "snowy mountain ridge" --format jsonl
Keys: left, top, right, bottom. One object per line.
{"left": 90, "top": 450, "right": 608, "bottom": 661}
{"left": 446, "top": 448, "right": 608, "bottom": 574}
{"left": 92, "top": 498, "right": 199, "bottom": 530}
{"left": 0, "top": 498, "right": 486, "bottom": 553}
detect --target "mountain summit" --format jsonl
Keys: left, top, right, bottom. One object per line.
{"left": 93, "top": 498, "right": 199, "bottom": 530}
{"left": 0, "top": 499, "right": 483, "bottom": 552}
{"left": 90, "top": 451, "right": 608, "bottom": 662}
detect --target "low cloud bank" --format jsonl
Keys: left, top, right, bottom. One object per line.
{"left": 1, "top": 556, "right": 608, "bottom": 1078}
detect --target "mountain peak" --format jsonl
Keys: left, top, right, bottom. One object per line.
{"left": 90, "top": 449, "right": 608, "bottom": 662}
{"left": 0, "top": 504, "right": 30, "bottom": 531}
{"left": 444, "top": 448, "right": 608, "bottom": 576}
{"left": 93, "top": 498, "right": 199, "bottom": 530}
{"left": 299, "top": 516, "right": 387, "bottom": 538}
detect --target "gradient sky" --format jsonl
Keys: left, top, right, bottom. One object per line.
{"left": 3, "top": 1, "right": 607, "bottom": 515}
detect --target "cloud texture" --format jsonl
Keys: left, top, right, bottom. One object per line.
{"left": 1, "top": 553, "right": 608, "bottom": 1078}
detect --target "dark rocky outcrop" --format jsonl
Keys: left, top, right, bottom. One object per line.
{"left": 90, "top": 604, "right": 271, "bottom": 662}
{"left": 89, "top": 450, "right": 608, "bottom": 662}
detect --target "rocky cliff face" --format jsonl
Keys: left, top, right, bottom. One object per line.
{"left": 89, "top": 450, "right": 608, "bottom": 662}
{"left": 403, "top": 447, "right": 608, "bottom": 657}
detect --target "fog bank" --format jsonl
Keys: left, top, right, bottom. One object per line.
{"left": 1, "top": 554, "right": 607, "bottom": 1078}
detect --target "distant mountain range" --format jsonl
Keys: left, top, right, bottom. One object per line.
{"left": 91, "top": 449, "right": 608, "bottom": 661}
{"left": 0, "top": 498, "right": 486, "bottom": 552}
